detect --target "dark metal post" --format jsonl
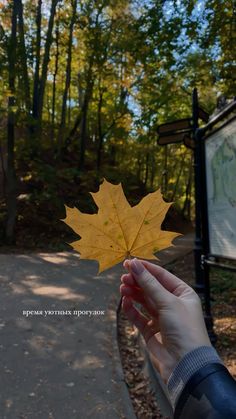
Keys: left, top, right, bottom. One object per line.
{"left": 197, "top": 127, "right": 217, "bottom": 343}
{"left": 192, "top": 88, "right": 205, "bottom": 295}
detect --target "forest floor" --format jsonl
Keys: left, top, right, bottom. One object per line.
{"left": 118, "top": 251, "right": 236, "bottom": 419}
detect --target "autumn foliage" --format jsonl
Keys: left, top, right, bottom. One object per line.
{"left": 0, "top": 1, "right": 234, "bottom": 246}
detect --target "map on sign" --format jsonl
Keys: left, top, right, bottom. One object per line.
{"left": 205, "top": 118, "right": 236, "bottom": 259}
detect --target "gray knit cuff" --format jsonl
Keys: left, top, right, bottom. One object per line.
{"left": 167, "top": 346, "right": 223, "bottom": 407}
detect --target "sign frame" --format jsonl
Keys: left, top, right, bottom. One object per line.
{"left": 203, "top": 116, "right": 236, "bottom": 262}
{"left": 157, "top": 89, "right": 236, "bottom": 343}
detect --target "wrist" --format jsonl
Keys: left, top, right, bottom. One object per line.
{"left": 167, "top": 345, "right": 223, "bottom": 407}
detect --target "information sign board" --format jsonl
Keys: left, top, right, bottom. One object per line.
{"left": 205, "top": 118, "right": 236, "bottom": 259}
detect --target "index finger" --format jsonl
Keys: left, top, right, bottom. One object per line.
{"left": 123, "top": 258, "right": 187, "bottom": 294}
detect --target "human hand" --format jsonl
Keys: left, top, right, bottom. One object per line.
{"left": 120, "top": 258, "right": 211, "bottom": 383}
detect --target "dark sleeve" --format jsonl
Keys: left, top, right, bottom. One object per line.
{"left": 174, "top": 363, "right": 236, "bottom": 419}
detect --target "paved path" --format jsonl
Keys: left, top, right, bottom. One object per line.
{"left": 156, "top": 233, "right": 194, "bottom": 266}
{"left": 0, "top": 234, "right": 194, "bottom": 419}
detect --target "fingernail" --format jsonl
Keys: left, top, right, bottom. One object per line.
{"left": 131, "top": 258, "right": 144, "bottom": 275}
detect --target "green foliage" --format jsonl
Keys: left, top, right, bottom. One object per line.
{"left": 211, "top": 268, "right": 236, "bottom": 296}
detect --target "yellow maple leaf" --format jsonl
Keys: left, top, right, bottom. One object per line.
{"left": 62, "top": 179, "right": 180, "bottom": 273}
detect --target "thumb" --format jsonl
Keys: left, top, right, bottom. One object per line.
{"left": 130, "top": 258, "right": 171, "bottom": 306}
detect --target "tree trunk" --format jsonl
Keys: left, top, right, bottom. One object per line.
{"left": 96, "top": 85, "right": 104, "bottom": 171}
{"left": 37, "top": 0, "right": 59, "bottom": 126}
{"left": 182, "top": 154, "right": 193, "bottom": 219}
{"left": 65, "top": 111, "right": 83, "bottom": 148}
{"left": 170, "top": 152, "right": 186, "bottom": 202}
{"left": 150, "top": 152, "right": 155, "bottom": 188}
{"left": 58, "top": 0, "right": 77, "bottom": 149}
{"left": 79, "top": 59, "right": 94, "bottom": 169}
{"left": 137, "top": 152, "right": 142, "bottom": 183}
{"left": 68, "top": 85, "right": 71, "bottom": 126}
{"left": 52, "top": 19, "right": 59, "bottom": 140}
{"left": 6, "top": 0, "right": 17, "bottom": 244}
{"left": 17, "top": 0, "right": 31, "bottom": 112}
{"left": 32, "top": 0, "right": 42, "bottom": 121}
{"left": 0, "top": 144, "right": 7, "bottom": 199}
{"left": 79, "top": 91, "right": 89, "bottom": 169}
{"left": 144, "top": 151, "right": 149, "bottom": 186}
{"left": 162, "top": 146, "right": 168, "bottom": 197}
{"left": 64, "top": 56, "right": 94, "bottom": 164}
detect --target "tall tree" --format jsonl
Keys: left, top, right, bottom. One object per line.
{"left": 32, "top": 0, "right": 42, "bottom": 122}
{"left": 52, "top": 19, "right": 60, "bottom": 138}
{"left": 37, "top": 0, "right": 60, "bottom": 126}
{"left": 17, "top": 0, "right": 31, "bottom": 112}
{"left": 79, "top": 56, "right": 94, "bottom": 168}
{"left": 58, "top": 0, "right": 77, "bottom": 149}
{"left": 6, "top": 0, "right": 17, "bottom": 243}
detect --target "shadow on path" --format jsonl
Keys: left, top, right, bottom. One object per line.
{"left": 0, "top": 253, "right": 134, "bottom": 419}
{"left": 0, "top": 234, "right": 194, "bottom": 419}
